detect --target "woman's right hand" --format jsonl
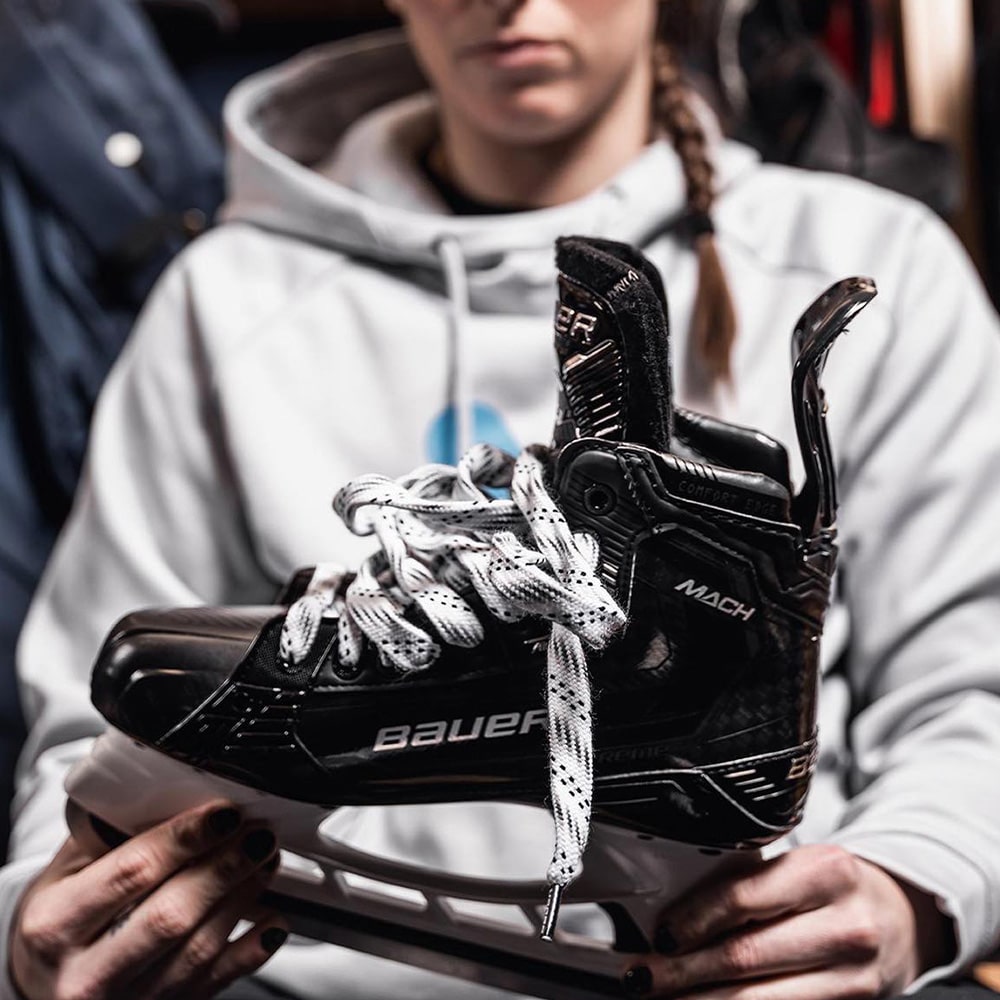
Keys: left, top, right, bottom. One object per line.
{"left": 9, "top": 800, "right": 290, "bottom": 1000}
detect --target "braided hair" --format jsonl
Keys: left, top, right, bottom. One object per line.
{"left": 651, "top": 36, "right": 738, "bottom": 387}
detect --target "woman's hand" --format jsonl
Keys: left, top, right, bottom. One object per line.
{"left": 10, "top": 800, "right": 289, "bottom": 1000}
{"left": 622, "top": 844, "right": 955, "bottom": 999}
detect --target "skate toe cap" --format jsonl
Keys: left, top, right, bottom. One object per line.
{"left": 92, "top": 606, "right": 282, "bottom": 743}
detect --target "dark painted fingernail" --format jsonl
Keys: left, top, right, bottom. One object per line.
{"left": 90, "top": 814, "right": 129, "bottom": 848}
{"left": 622, "top": 965, "right": 653, "bottom": 997}
{"left": 242, "top": 828, "right": 277, "bottom": 863}
{"left": 263, "top": 851, "right": 281, "bottom": 874}
{"left": 207, "top": 807, "right": 241, "bottom": 838}
{"left": 261, "top": 927, "right": 288, "bottom": 954}
{"left": 654, "top": 924, "right": 677, "bottom": 953}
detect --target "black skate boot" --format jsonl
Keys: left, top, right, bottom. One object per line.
{"left": 66, "top": 237, "right": 875, "bottom": 1000}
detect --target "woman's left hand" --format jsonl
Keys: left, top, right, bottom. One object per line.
{"left": 623, "top": 844, "right": 954, "bottom": 999}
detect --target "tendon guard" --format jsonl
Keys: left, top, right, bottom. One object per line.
{"left": 66, "top": 236, "right": 876, "bottom": 995}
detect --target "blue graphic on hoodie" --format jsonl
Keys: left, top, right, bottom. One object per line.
{"left": 425, "top": 402, "right": 520, "bottom": 465}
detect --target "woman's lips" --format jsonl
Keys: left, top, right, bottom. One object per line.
{"left": 463, "top": 38, "right": 565, "bottom": 70}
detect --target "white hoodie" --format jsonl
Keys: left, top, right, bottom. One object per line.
{"left": 5, "top": 30, "right": 1000, "bottom": 999}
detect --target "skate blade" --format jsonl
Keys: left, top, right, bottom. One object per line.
{"left": 66, "top": 730, "right": 754, "bottom": 1000}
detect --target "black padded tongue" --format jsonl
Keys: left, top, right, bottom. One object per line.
{"left": 553, "top": 236, "right": 673, "bottom": 453}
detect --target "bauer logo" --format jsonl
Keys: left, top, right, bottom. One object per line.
{"left": 554, "top": 305, "right": 598, "bottom": 344}
{"left": 674, "top": 579, "right": 756, "bottom": 622}
{"left": 373, "top": 709, "right": 547, "bottom": 753}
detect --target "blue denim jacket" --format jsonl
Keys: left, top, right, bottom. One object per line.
{"left": 0, "top": 0, "right": 224, "bottom": 853}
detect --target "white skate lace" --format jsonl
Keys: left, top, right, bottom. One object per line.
{"left": 278, "top": 443, "right": 626, "bottom": 939}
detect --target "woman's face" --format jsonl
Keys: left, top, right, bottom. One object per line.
{"left": 389, "top": 0, "right": 659, "bottom": 144}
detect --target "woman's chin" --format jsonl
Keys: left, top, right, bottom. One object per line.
{"left": 466, "top": 88, "right": 592, "bottom": 146}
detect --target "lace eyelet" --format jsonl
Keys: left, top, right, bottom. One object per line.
{"left": 583, "top": 484, "right": 616, "bottom": 516}
{"left": 332, "top": 658, "right": 364, "bottom": 683}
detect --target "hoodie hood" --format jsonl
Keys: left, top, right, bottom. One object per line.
{"left": 222, "top": 29, "right": 760, "bottom": 275}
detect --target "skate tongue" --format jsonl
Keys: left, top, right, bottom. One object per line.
{"left": 553, "top": 237, "right": 673, "bottom": 453}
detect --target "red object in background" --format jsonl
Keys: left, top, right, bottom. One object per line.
{"left": 867, "top": 2, "right": 898, "bottom": 126}
{"left": 821, "top": 0, "right": 898, "bottom": 127}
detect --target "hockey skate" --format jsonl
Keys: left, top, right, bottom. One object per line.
{"left": 65, "top": 236, "right": 876, "bottom": 999}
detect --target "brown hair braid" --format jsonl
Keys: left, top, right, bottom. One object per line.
{"left": 651, "top": 40, "right": 738, "bottom": 387}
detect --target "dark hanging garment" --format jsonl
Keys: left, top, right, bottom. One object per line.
{"left": 713, "top": 0, "right": 962, "bottom": 219}
{"left": 0, "top": 0, "right": 224, "bottom": 854}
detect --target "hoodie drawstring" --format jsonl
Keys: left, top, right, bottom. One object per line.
{"left": 437, "top": 236, "right": 476, "bottom": 461}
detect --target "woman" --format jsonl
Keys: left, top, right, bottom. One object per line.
{"left": 5, "top": 1, "right": 1000, "bottom": 998}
